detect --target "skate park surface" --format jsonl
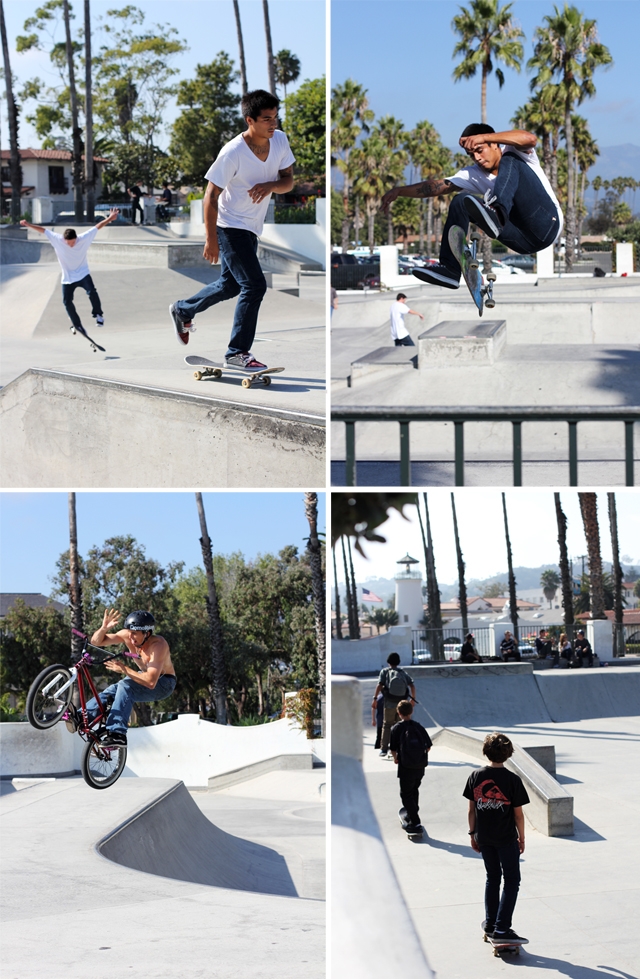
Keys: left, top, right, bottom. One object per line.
{"left": 332, "top": 668, "right": 640, "bottom": 979}
{"left": 0, "top": 768, "right": 325, "bottom": 979}
{"left": 331, "top": 276, "right": 640, "bottom": 485}
{"left": 0, "top": 226, "right": 325, "bottom": 487}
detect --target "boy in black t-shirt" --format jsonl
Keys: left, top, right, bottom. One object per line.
{"left": 390, "top": 700, "right": 432, "bottom": 833}
{"left": 463, "top": 732, "right": 530, "bottom": 945}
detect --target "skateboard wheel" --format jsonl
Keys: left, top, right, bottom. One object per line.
{"left": 470, "top": 231, "right": 480, "bottom": 242}
{"left": 212, "top": 368, "right": 222, "bottom": 378}
{"left": 193, "top": 371, "right": 203, "bottom": 380}
{"left": 469, "top": 258, "right": 479, "bottom": 270}
{"left": 485, "top": 298, "right": 495, "bottom": 308}
{"left": 262, "top": 376, "right": 271, "bottom": 387}
{"left": 241, "top": 377, "right": 252, "bottom": 388}
{"left": 487, "top": 272, "right": 497, "bottom": 281}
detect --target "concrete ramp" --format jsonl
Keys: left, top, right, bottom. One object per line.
{"left": 410, "top": 663, "right": 552, "bottom": 728}
{"left": 534, "top": 667, "right": 640, "bottom": 721}
{"left": 99, "top": 780, "right": 297, "bottom": 896}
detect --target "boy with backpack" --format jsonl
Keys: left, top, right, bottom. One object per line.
{"left": 390, "top": 700, "right": 432, "bottom": 834}
{"left": 371, "top": 652, "right": 416, "bottom": 758}
{"left": 463, "top": 732, "right": 530, "bottom": 946}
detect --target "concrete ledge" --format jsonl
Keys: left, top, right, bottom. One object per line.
{"left": 0, "top": 369, "right": 325, "bottom": 487}
{"left": 431, "top": 726, "right": 573, "bottom": 836}
{"left": 351, "top": 346, "right": 418, "bottom": 381}
{"left": 418, "top": 319, "right": 506, "bottom": 367}
{"left": 0, "top": 721, "right": 76, "bottom": 777}
{"left": 208, "top": 752, "right": 313, "bottom": 790}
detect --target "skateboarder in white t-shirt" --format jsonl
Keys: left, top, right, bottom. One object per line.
{"left": 20, "top": 209, "right": 120, "bottom": 332}
{"left": 382, "top": 124, "right": 562, "bottom": 289}
{"left": 390, "top": 293, "right": 424, "bottom": 346}
{"left": 169, "top": 89, "right": 295, "bottom": 372}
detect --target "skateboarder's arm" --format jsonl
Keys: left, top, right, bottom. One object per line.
{"left": 468, "top": 800, "right": 481, "bottom": 850}
{"left": 371, "top": 682, "right": 383, "bottom": 705}
{"left": 203, "top": 181, "right": 223, "bottom": 264}
{"left": 247, "top": 164, "right": 295, "bottom": 204}
{"left": 95, "top": 208, "right": 120, "bottom": 230}
{"left": 408, "top": 308, "right": 424, "bottom": 320}
{"left": 514, "top": 807, "right": 525, "bottom": 853}
{"left": 459, "top": 129, "right": 536, "bottom": 153}
{"left": 19, "top": 220, "right": 45, "bottom": 233}
{"left": 382, "top": 178, "right": 455, "bottom": 212}
{"left": 105, "top": 639, "right": 169, "bottom": 688}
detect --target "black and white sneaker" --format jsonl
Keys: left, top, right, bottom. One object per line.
{"left": 169, "top": 303, "right": 196, "bottom": 347}
{"left": 95, "top": 314, "right": 105, "bottom": 326}
{"left": 225, "top": 352, "right": 267, "bottom": 372}
{"left": 100, "top": 730, "right": 127, "bottom": 747}
{"left": 463, "top": 194, "right": 506, "bottom": 238}
{"left": 493, "top": 929, "right": 528, "bottom": 945}
{"left": 412, "top": 264, "right": 460, "bottom": 289}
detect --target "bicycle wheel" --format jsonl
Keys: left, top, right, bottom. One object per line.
{"left": 26, "top": 664, "right": 73, "bottom": 729}
{"left": 81, "top": 739, "right": 127, "bottom": 790}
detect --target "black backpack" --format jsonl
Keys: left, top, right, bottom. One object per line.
{"left": 399, "top": 721, "right": 431, "bottom": 769}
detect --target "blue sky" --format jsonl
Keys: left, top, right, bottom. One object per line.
{"left": 0, "top": 492, "right": 326, "bottom": 595}
{"left": 1, "top": 0, "right": 326, "bottom": 149}
{"left": 332, "top": 0, "right": 638, "bottom": 162}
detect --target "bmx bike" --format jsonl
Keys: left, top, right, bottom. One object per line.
{"left": 26, "top": 628, "right": 139, "bottom": 790}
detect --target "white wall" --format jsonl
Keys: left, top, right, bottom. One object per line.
{"left": 396, "top": 576, "right": 424, "bottom": 629}
{"left": 331, "top": 626, "right": 413, "bottom": 674}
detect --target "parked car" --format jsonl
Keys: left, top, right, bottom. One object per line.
{"left": 356, "top": 272, "right": 381, "bottom": 289}
{"left": 499, "top": 253, "right": 535, "bottom": 271}
{"left": 331, "top": 252, "right": 358, "bottom": 266}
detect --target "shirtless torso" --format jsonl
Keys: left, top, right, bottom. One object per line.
{"left": 91, "top": 609, "right": 175, "bottom": 688}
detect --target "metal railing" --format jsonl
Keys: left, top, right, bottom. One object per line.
{"left": 331, "top": 406, "right": 640, "bottom": 487}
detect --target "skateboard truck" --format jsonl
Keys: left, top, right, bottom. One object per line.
{"left": 483, "top": 272, "right": 496, "bottom": 309}
{"left": 469, "top": 231, "right": 480, "bottom": 270}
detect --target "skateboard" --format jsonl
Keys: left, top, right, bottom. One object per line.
{"left": 184, "top": 356, "right": 284, "bottom": 388}
{"left": 448, "top": 225, "right": 496, "bottom": 317}
{"left": 484, "top": 934, "right": 525, "bottom": 957}
{"left": 398, "top": 807, "right": 424, "bottom": 840}
{"left": 71, "top": 324, "right": 105, "bottom": 353}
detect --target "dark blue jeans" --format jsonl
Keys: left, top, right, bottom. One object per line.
{"left": 440, "top": 152, "right": 560, "bottom": 274}
{"left": 62, "top": 274, "right": 103, "bottom": 330}
{"left": 84, "top": 674, "right": 176, "bottom": 733}
{"left": 175, "top": 226, "right": 268, "bottom": 358}
{"left": 394, "top": 336, "right": 415, "bottom": 347}
{"left": 399, "top": 767, "right": 424, "bottom": 826}
{"left": 480, "top": 840, "right": 521, "bottom": 932}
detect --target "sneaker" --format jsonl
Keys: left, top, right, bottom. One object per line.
{"left": 95, "top": 315, "right": 105, "bottom": 326}
{"left": 169, "top": 303, "right": 196, "bottom": 346}
{"left": 100, "top": 730, "right": 127, "bottom": 747}
{"left": 225, "top": 352, "right": 267, "bottom": 372}
{"left": 379, "top": 749, "right": 388, "bottom": 758}
{"left": 463, "top": 194, "right": 506, "bottom": 239}
{"left": 412, "top": 264, "right": 460, "bottom": 289}
{"left": 493, "top": 929, "right": 528, "bottom": 945}
{"left": 482, "top": 920, "right": 495, "bottom": 938}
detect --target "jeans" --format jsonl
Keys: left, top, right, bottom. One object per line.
{"left": 394, "top": 336, "right": 415, "bottom": 347}
{"left": 399, "top": 767, "right": 424, "bottom": 826}
{"left": 62, "top": 275, "right": 103, "bottom": 330}
{"left": 480, "top": 840, "right": 521, "bottom": 932}
{"left": 85, "top": 674, "right": 176, "bottom": 733}
{"left": 131, "top": 200, "right": 144, "bottom": 224}
{"left": 440, "top": 152, "right": 560, "bottom": 274}
{"left": 175, "top": 226, "right": 268, "bottom": 358}
{"left": 380, "top": 704, "right": 399, "bottom": 752}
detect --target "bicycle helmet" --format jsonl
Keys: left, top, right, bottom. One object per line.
{"left": 123, "top": 610, "right": 155, "bottom": 633}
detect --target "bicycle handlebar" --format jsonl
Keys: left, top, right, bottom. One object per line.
{"left": 72, "top": 628, "right": 141, "bottom": 660}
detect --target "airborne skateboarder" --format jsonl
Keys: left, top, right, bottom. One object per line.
{"left": 169, "top": 89, "right": 295, "bottom": 373}
{"left": 382, "top": 124, "right": 563, "bottom": 288}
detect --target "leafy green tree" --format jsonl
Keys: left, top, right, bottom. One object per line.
{"left": 452, "top": 0, "right": 524, "bottom": 122}
{"left": 284, "top": 76, "right": 325, "bottom": 188}
{"left": 0, "top": 600, "right": 70, "bottom": 699}
{"left": 169, "top": 54, "right": 243, "bottom": 187}
{"left": 482, "top": 581, "right": 507, "bottom": 598}
{"left": 574, "top": 572, "right": 615, "bottom": 614}
{"left": 331, "top": 188, "right": 345, "bottom": 246}
{"left": 392, "top": 196, "right": 420, "bottom": 252}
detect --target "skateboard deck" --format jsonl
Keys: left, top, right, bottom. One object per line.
{"left": 185, "top": 356, "right": 284, "bottom": 388}
{"left": 448, "top": 225, "right": 484, "bottom": 316}
{"left": 71, "top": 324, "right": 105, "bottom": 353}
{"left": 485, "top": 935, "right": 526, "bottom": 957}
{"left": 398, "top": 807, "right": 424, "bottom": 839}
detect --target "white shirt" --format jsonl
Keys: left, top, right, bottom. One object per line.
{"left": 390, "top": 300, "right": 410, "bottom": 340}
{"left": 44, "top": 227, "right": 99, "bottom": 283}
{"left": 447, "top": 145, "right": 563, "bottom": 243}
{"left": 205, "top": 130, "right": 296, "bottom": 236}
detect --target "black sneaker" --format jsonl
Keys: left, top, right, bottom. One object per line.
{"left": 493, "top": 929, "right": 528, "bottom": 945}
{"left": 412, "top": 264, "right": 460, "bottom": 289}
{"left": 463, "top": 194, "right": 506, "bottom": 239}
{"left": 482, "top": 920, "right": 495, "bottom": 939}
{"left": 169, "top": 303, "right": 196, "bottom": 347}
{"left": 100, "top": 730, "right": 127, "bottom": 747}
{"left": 225, "top": 352, "right": 268, "bottom": 372}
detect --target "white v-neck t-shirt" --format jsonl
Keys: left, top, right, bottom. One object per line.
{"left": 204, "top": 130, "right": 295, "bottom": 236}
{"left": 44, "top": 226, "right": 98, "bottom": 283}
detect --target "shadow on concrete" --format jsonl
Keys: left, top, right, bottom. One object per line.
{"left": 517, "top": 951, "right": 638, "bottom": 979}
{"left": 564, "top": 816, "right": 606, "bottom": 843}
{"left": 421, "top": 833, "right": 483, "bottom": 859}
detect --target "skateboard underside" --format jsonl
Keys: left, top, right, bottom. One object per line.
{"left": 71, "top": 325, "right": 105, "bottom": 352}
{"left": 448, "top": 225, "right": 496, "bottom": 316}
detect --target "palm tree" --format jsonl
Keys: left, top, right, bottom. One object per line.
{"left": 451, "top": 493, "right": 469, "bottom": 638}
{"left": 607, "top": 493, "right": 624, "bottom": 657}
{"left": 274, "top": 48, "right": 300, "bottom": 105}
{"left": 540, "top": 568, "right": 560, "bottom": 608}
{"left": 68, "top": 492, "right": 84, "bottom": 660}
{"left": 347, "top": 536, "right": 360, "bottom": 640}
{"left": 452, "top": 0, "right": 524, "bottom": 122}
{"left": 1, "top": 0, "right": 23, "bottom": 224}
{"left": 84, "top": 0, "right": 95, "bottom": 222}
{"left": 304, "top": 493, "right": 325, "bottom": 714}
{"left": 554, "top": 493, "right": 575, "bottom": 642}
{"left": 374, "top": 115, "right": 407, "bottom": 245}
{"left": 341, "top": 536, "right": 357, "bottom": 639}
{"left": 262, "top": 0, "right": 276, "bottom": 95}
{"left": 512, "top": 84, "right": 564, "bottom": 188}
{"left": 232, "top": 0, "right": 248, "bottom": 96}
{"left": 578, "top": 492, "right": 606, "bottom": 619}
{"left": 502, "top": 493, "right": 519, "bottom": 642}
{"left": 528, "top": 5, "right": 612, "bottom": 271}
{"left": 332, "top": 79, "right": 374, "bottom": 252}
{"left": 353, "top": 134, "right": 403, "bottom": 254}
{"left": 195, "top": 493, "right": 226, "bottom": 724}
{"left": 62, "top": 0, "right": 83, "bottom": 221}
{"left": 332, "top": 546, "right": 343, "bottom": 640}
{"left": 417, "top": 494, "right": 444, "bottom": 661}
{"left": 405, "top": 119, "right": 443, "bottom": 256}
{"left": 569, "top": 113, "right": 598, "bottom": 248}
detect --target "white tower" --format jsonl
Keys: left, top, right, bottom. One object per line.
{"left": 395, "top": 553, "right": 424, "bottom": 629}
